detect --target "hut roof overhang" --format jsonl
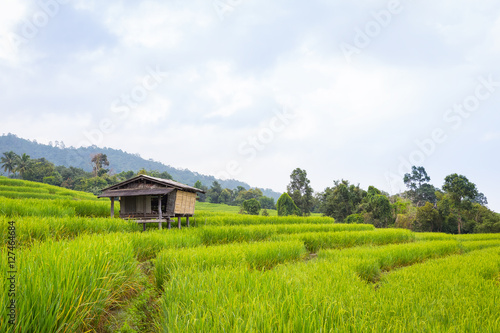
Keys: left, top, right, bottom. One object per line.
{"left": 97, "top": 174, "right": 206, "bottom": 198}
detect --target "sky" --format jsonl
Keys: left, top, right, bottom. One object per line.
{"left": 0, "top": 0, "right": 499, "bottom": 212}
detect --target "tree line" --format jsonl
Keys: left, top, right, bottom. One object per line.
{"left": 194, "top": 180, "right": 276, "bottom": 213}
{"left": 276, "top": 167, "right": 499, "bottom": 234}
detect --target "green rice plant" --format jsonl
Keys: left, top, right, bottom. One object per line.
{"left": 274, "top": 223, "right": 374, "bottom": 233}
{"left": 156, "top": 246, "right": 500, "bottom": 332}
{"left": 414, "top": 232, "right": 454, "bottom": 241}
{"left": 156, "top": 258, "right": 369, "bottom": 332}
{"left": 0, "top": 177, "right": 99, "bottom": 200}
{"left": 459, "top": 239, "right": 500, "bottom": 251}
{"left": 0, "top": 197, "right": 118, "bottom": 218}
{"left": 0, "top": 216, "right": 141, "bottom": 246}
{"left": 197, "top": 225, "right": 277, "bottom": 245}
{"left": 193, "top": 211, "right": 335, "bottom": 226}
{"left": 364, "top": 247, "right": 500, "bottom": 332}
{"left": 275, "top": 229, "right": 415, "bottom": 252}
{"left": 195, "top": 202, "right": 324, "bottom": 217}
{"left": 0, "top": 190, "right": 78, "bottom": 201}
{"left": 62, "top": 198, "right": 118, "bottom": 217}
{"left": 319, "top": 240, "right": 463, "bottom": 282}
{"left": 128, "top": 229, "right": 202, "bottom": 261}
{"left": 0, "top": 197, "right": 75, "bottom": 217}
{"left": 154, "top": 240, "right": 307, "bottom": 290}
{"left": 0, "top": 185, "right": 51, "bottom": 193}
{"left": 454, "top": 233, "right": 500, "bottom": 241}
{"left": 0, "top": 233, "right": 140, "bottom": 332}
{"left": 195, "top": 202, "right": 249, "bottom": 214}
{"left": 197, "top": 223, "right": 375, "bottom": 245}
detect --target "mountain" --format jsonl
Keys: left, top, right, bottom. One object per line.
{"left": 0, "top": 133, "right": 282, "bottom": 201}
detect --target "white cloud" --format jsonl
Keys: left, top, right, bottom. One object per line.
{"left": 0, "top": 0, "right": 29, "bottom": 63}
{"left": 481, "top": 132, "right": 500, "bottom": 142}
{"left": 1, "top": 0, "right": 499, "bottom": 211}
{"left": 201, "top": 62, "right": 257, "bottom": 118}
{"left": 102, "top": 1, "right": 213, "bottom": 49}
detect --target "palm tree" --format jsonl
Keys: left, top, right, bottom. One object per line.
{"left": 15, "top": 153, "right": 31, "bottom": 179}
{"left": 1, "top": 151, "right": 19, "bottom": 177}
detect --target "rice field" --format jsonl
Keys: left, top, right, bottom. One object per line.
{"left": 0, "top": 178, "right": 499, "bottom": 332}
{"left": 0, "top": 177, "right": 99, "bottom": 201}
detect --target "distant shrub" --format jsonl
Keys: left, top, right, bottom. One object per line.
{"left": 277, "top": 193, "right": 300, "bottom": 216}
{"left": 241, "top": 198, "right": 261, "bottom": 215}
{"left": 345, "top": 214, "right": 364, "bottom": 224}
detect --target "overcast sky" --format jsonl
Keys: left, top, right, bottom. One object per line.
{"left": 1, "top": 0, "right": 499, "bottom": 211}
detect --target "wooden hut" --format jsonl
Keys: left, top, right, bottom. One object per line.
{"left": 98, "top": 175, "right": 206, "bottom": 230}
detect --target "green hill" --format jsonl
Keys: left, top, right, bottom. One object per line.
{"left": 0, "top": 133, "right": 281, "bottom": 201}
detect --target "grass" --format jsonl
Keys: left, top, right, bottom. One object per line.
{"left": 128, "top": 229, "right": 202, "bottom": 261}
{"left": 0, "top": 233, "right": 140, "bottom": 333}
{"left": 197, "top": 223, "right": 374, "bottom": 245}
{"left": 193, "top": 210, "right": 335, "bottom": 226}
{"left": 0, "top": 177, "right": 99, "bottom": 201}
{"left": 318, "top": 240, "right": 464, "bottom": 282}
{"left": 156, "top": 246, "right": 500, "bottom": 332}
{"left": 274, "top": 228, "right": 415, "bottom": 252}
{"left": 0, "top": 216, "right": 141, "bottom": 246}
{"left": 1, "top": 179, "right": 499, "bottom": 332}
{"left": 0, "top": 197, "right": 118, "bottom": 218}
{"left": 154, "top": 240, "right": 307, "bottom": 290}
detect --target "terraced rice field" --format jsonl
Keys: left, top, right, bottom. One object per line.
{"left": 0, "top": 177, "right": 499, "bottom": 332}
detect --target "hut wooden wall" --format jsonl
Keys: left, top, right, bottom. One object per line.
{"left": 166, "top": 191, "right": 176, "bottom": 216}
{"left": 120, "top": 196, "right": 152, "bottom": 214}
{"left": 174, "top": 191, "right": 196, "bottom": 215}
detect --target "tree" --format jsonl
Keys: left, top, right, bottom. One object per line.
{"left": 208, "top": 181, "right": 222, "bottom": 204}
{"left": 116, "top": 170, "right": 135, "bottom": 181}
{"left": 90, "top": 153, "right": 110, "bottom": 177}
{"left": 23, "top": 158, "right": 56, "bottom": 183}
{"left": 287, "top": 168, "right": 314, "bottom": 216}
{"left": 259, "top": 196, "right": 276, "bottom": 210}
{"left": 404, "top": 166, "right": 430, "bottom": 190}
{"left": 43, "top": 171, "right": 63, "bottom": 186}
{"left": 319, "top": 180, "right": 365, "bottom": 221}
{"left": 472, "top": 192, "right": 488, "bottom": 206}
{"left": 415, "top": 202, "right": 441, "bottom": 232}
{"left": 219, "top": 188, "right": 232, "bottom": 204}
{"left": 442, "top": 174, "right": 478, "bottom": 234}
{"left": 1, "top": 151, "right": 19, "bottom": 176}
{"left": 277, "top": 193, "right": 300, "bottom": 216}
{"left": 367, "top": 193, "right": 393, "bottom": 228}
{"left": 148, "top": 170, "right": 173, "bottom": 180}
{"left": 15, "top": 153, "right": 32, "bottom": 179}
{"left": 194, "top": 180, "right": 208, "bottom": 202}
{"left": 241, "top": 198, "right": 261, "bottom": 215}
{"left": 57, "top": 165, "right": 93, "bottom": 189}
{"left": 234, "top": 188, "right": 263, "bottom": 205}
{"left": 74, "top": 176, "right": 109, "bottom": 195}
{"left": 403, "top": 166, "right": 436, "bottom": 206}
